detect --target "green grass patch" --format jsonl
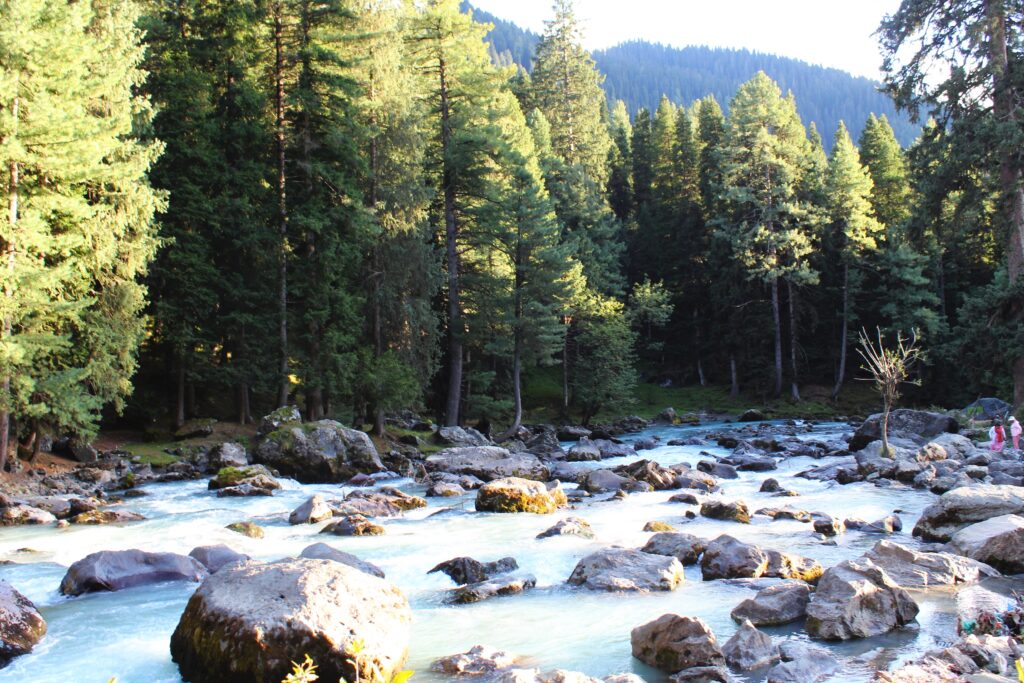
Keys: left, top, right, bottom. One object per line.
{"left": 120, "top": 441, "right": 181, "bottom": 467}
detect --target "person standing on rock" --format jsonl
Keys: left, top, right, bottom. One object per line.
{"left": 989, "top": 419, "right": 1007, "bottom": 452}
{"left": 1009, "top": 416, "right": 1022, "bottom": 450}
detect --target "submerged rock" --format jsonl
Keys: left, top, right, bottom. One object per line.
{"left": 805, "top": 558, "right": 919, "bottom": 640}
{"left": 225, "top": 521, "right": 264, "bottom": 538}
{"left": 169, "top": 558, "right": 411, "bottom": 683}
{"left": 0, "top": 580, "right": 47, "bottom": 666}
{"left": 428, "top": 556, "right": 518, "bottom": 585}
{"left": 432, "top": 645, "right": 517, "bottom": 675}
{"left": 451, "top": 574, "right": 537, "bottom": 604}
{"left": 299, "top": 543, "right": 385, "bottom": 578}
{"left": 630, "top": 614, "right": 725, "bottom": 673}
{"left": 730, "top": 582, "right": 811, "bottom": 626}
{"left": 59, "top": 549, "right": 207, "bottom": 596}
{"left": 475, "top": 478, "right": 567, "bottom": 514}
{"left": 568, "top": 548, "right": 684, "bottom": 592}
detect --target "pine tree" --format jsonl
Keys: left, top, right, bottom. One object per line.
{"left": 859, "top": 114, "right": 911, "bottom": 233}
{"left": 0, "top": 0, "right": 164, "bottom": 467}
{"left": 606, "top": 99, "right": 632, "bottom": 222}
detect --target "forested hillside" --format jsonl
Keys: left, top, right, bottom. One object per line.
{"left": 469, "top": 5, "right": 918, "bottom": 148}
{"left": 1, "top": 0, "right": 1022, "bottom": 470}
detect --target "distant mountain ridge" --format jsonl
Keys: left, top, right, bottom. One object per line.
{"left": 466, "top": 4, "right": 918, "bottom": 149}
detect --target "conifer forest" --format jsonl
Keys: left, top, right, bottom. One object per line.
{"left": 1, "top": 0, "right": 1023, "bottom": 458}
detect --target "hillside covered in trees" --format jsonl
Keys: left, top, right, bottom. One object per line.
{"left": 0, "top": 0, "right": 1022, "bottom": 470}
{"left": 469, "top": 4, "right": 919, "bottom": 149}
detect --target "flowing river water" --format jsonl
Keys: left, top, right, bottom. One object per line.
{"left": 0, "top": 420, "right": 981, "bottom": 682}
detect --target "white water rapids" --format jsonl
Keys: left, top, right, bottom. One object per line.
{"left": 0, "top": 421, "right": 977, "bottom": 682}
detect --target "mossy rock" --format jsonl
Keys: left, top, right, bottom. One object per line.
{"left": 643, "top": 521, "right": 676, "bottom": 533}
{"left": 226, "top": 521, "right": 264, "bottom": 539}
{"left": 475, "top": 477, "right": 567, "bottom": 514}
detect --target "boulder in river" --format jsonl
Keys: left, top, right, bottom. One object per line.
{"left": 288, "top": 494, "right": 334, "bottom": 525}
{"left": 568, "top": 547, "right": 684, "bottom": 592}
{"left": 169, "top": 558, "right": 411, "bottom": 683}
{"left": 730, "top": 581, "right": 811, "bottom": 626}
{"left": 849, "top": 409, "right": 958, "bottom": 451}
{"left": 948, "top": 514, "right": 1024, "bottom": 573}
{"left": 428, "top": 556, "right": 518, "bottom": 585}
{"left": 722, "top": 620, "right": 779, "bottom": 671}
{"left": 641, "top": 532, "right": 707, "bottom": 566}
{"left": 332, "top": 487, "right": 426, "bottom": 518}
{"left": 208, "top": 442, "right": 249, "bottom": 470}
{"left": 765, "top": 641, "right": 839, "bottom": 683}
{"left": 0, "top": 580, "right": 47, "bottom": 666}
{"left": 862, "top": 540, "right": 998, "bottom": 586}
{"left": 426, "top": 446, "right": 549, "bottom": 482}
{"left": 537, "top": 517, "right": 595, "bottom": 539}
{"left": 320, "top": 514, "right": 384, "bottom": 536}
{"left": 225, "top": 521, "right": 264, "bottom": 538}
{"left": 299, "top": 542, "right": 385, "bottom": 578}
{"left": 207, "top": 465, "right": 280, "bottom": 493}
{"left": 0, "top": 504, "right": 56, "bottom": 526}
{"left": 579, "top": 469, "right": 632, "bottom": 493}
{"left": 253, "top": 420, "right": 384, "bottom": 483}
{"left": 699, "top": 500, "right": 750, "bottom": 524}
{"left": 476, "top": 478, "right": 567, "bottom": 514}
{"left": 613, "top": 460, "right": 678, "bottom": 490}
{"left": 805, "top": 558, "right": 919, "bottom": 640}
{"left": 432, "top": 645, "right": 518, "bottom": 676}
{"left": 913, "top": 484, "right": 1024, "bottom": 542}
{"left": 451, "top": 574, "right": 537, "bottom": 604}
{"left": 188, "top": 545, "right": 250, "bottom": 574}
{"left": 763, "top": 549, "right": 823, "bottom": 582}
{"left": 701, "top": 536, "right": 767, "bottom": 580}
{"left": 70, "top": 509, "right": 147, "bottom": 525}
{"left": 630, "top": 613, "right": 725, "bottom": 673}
{"left": 59, "top": 549, "right": 207, "bottom": 596}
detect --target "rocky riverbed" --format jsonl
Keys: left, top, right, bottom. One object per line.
{"left": 1, "top": 408, "right": 1023, "bottom": 682}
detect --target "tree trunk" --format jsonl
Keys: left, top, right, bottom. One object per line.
{"left": 273, "top": 4, "right": 290, "bottom": 408}
{"left": 0, "top": 94, "right": 18, "bottom": 473}
{"left": 694, "top": 309, "right": 706, "bottom": 386}
{"left": 770, "top": 278, "right": 783, "bottom": 397}
{"left": 562, "top": 321, "right": 571, "bottom": 413}
{"left": 787, "top": 279, "right": 801, "bottom": 401}
{"left": 832, "top": 263, "right": 850, "bottom": 400}
{"left": 439, "top": 56, "right": 462, "bottom": 427}
{"left": 730, "top": 355, "right": 739, "bottom": 398}
{"left": 175, "top": 359, "right": 185, "bottom": 429}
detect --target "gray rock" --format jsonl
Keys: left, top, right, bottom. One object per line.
{"left": 701, "top": 536, "right": 768, "bottom": 580}
{"left": 722, "top": 620, "right": 779, "bottom": 671}
{"left": 320, "top": 514, "right": 384, "bottom": 536}
{"left": 188, "top": 545, "right": 250, "bottom": 574}
{"left": 863, "top": 539, "right": 998, "bottom": 586}
{"left": 451, "top": 573, "right": 537, "bottom": 604}
{"left": 948, "top": 514, "right": 1024, "bottom": 573}
{"left": 863, "top": 514, "right": 903, "bottom": 534}
{"left": 289, "top": 494, "right": 334, "bottom": 525}
{"left": 730, "top": 582, "right": 811, "bottom": 626}
{"left": 668, "top": 667, "right": 731, "bottom": 682}
{"left": 426, "top": 481, "right": 465, "bottom": 497}
{"left": 766, "top": 642, "right": 839, "bottom": 683}
{"left": 698, "top": 461, "right": 739, "bottom": 480}
{"left": 432, "top": 645, "right": 517, "bottom": 675}
{"left": 208, "top": 442, "right": 248, "bottom": 470}
{"left": 252, "top": 420, "right": 383, "bottom": 483}
{"left": 428, "top": 556, "right": 518, "bottom": 585}
{"left": 169, "top": 558, "right": 411, "bottom": 683}
{"left": 805, "top": 558, "right": 919, "bottom": 640}
{"left": 812, "top": 514, "right": 844, "bottom": 536}
{"left": 426, "top": 446, "right": 549, "bottom": 482}
{"left": 257, "top": 406, "right": 301, "bottom": 436}
{"left": 568, "top": 547, "right": 684, "bottom": 592}
{"left": 849, "top": 409, "right": 959, "bottom": 451}
{"left": 913, "top": 484, "right": 1024, "bottom": 542}
{"left": 60, "top": 549, "right": 207, "bottom": 596}
{"left": 566, "top": 439, "right": 602, "bottom": 461}
{"left": 476, "top": 478, "right": 567, "bottom": 514}
{"left": 332, "top": 488, "right": 427, "bottom": 518}
{"left": 641, "top": 532, "right": 708, "bottom": 565}
{"left": 216, "top": 483, "right": 274, "bottom": 498}
{"left": 0, "top": 580, "right": 47, "bottom": 666}
{"left": 580, "top": 469, "right": 631, "bottom": 493}
{"left": 613, "top": 460, "right": 677, "bottom": 490}
{"left": 700, "top": 500, "right": 750, "bottom": 524}
{"left": 299, "top": 542, "right": 385, "bottom": 578}
{"left": 965, "top": 398, "right": 1011, "bottom": 421}
{"left": 0, "top": 504, "right": 56, "bottom": 526}
{"left": 630, "top": 614, "right": 725, "bottom": 672}
{"left": 537, "top": 517, "right": 595, "bottom": 539}
{"left": 435, "top": 426, "right": 491, "bottom": 447}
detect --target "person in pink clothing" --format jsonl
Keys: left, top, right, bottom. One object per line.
{"left": 989, "top": 419, "right": 1006, "bottom": 452}
{"left": 1009, "top": 416, "right": 1022, "bottom": 450}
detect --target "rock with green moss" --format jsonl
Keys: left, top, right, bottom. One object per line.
{"left": 69, "top": 509, "right": 146, "bottom": 525}
{"left": 320, "top": 514, "right": 384, "bottom": 536}
{"left": 208, "top": 465, "right": 280, "bottom": 494}
{"left": 257, "top": 406, "right": 302, "bottom": 436}
{"left": 226, "top": 521, "right": 264, "bottom": 539}
{"left": 332, "top": 488, "right": 427, "bottom": 518}
{"left": 174, "top": 418, "right": 217, "bottom": 440}
{"left": 643, "top": 521, "right": 675, "bottom": 533}
{"left": 253, "top": 420, "right": 383, "bottom": 484}
{"left": 475, "top": 478, "right": 567, "bottom": 514}
{"left": 170, "top": 558, "right": 411, "bottom": 683}
{"left": 0, "top": 580, "right": 47, "bottom": 666}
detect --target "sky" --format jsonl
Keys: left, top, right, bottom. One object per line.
{"left": 468, "top": 0, "right": 903, "bottom": 80}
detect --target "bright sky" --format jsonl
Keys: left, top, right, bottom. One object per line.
{"left": 469, "top": 0, "right": 903, "bottom": 80}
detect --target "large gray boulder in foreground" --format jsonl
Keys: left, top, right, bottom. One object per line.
{"left": 948, "top": 514, "right": 1024, "bottom": 573}
{"left": 253, "top": 419, "right": 383, "bottom": 483}
{"left": 59, "top": 549, "right": 207, "bottom": 596}
{"left": 913, "top": 484, "right": 1024, "bottom": 542}
{"left": 170, "top": 558, "right": 411, "bottom": 683}
{"left": 568, "top": 548, "right": 684, "bottom": 592}
{"left": 805, "top": 558, "right": 918, "bottom": 640}
{"left": 0, "top": 580, "right": 46, "bottom": 666}
{"left": 849, "top": 409, "right": 958, "bottom": 451}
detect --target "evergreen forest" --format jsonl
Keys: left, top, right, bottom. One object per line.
{"left": 2, "top": 0, "right": 1023, "bottom": 468}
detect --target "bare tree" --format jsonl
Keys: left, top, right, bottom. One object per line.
{"left": 856, "top": 327, "right": 923, "bottom": 457}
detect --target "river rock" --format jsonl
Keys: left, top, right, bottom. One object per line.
{"left": 208, "top": 465, "right": 280, "bottom": 492}
{"left": 965, "top": 398, "right": 1011, "bottom": 421}
{"left": 765, "top": 641, "right": 839, "bottom": 683}
{"left": 188, "top": 545, "right": 250, "bottom": 574}
{"left": 435, "top": 426, "right": 491, "bottom": 447}
{"left": 580, "top": 469, "right": 631, "bottom": 493}
{"left": 674, "top": 471, "right": 720, "bottom": 492}
{"left": 426, "top": 447, "right": 549, "bottom": 482}
{"left": 849, "top": 409, "right": 958, "bottom": 451}
{"left": 299, "top": 542, "right": 385, "bottom": 578}
{"left": 722, "top": 620, "right": 779, "bottom": 671}
{"left": 630, "top": 614, "right": 725, "bottom": 672}
{"left": 0, "top": 504, "right": 56, "bottom": 526}
{"left": 320, "top": 514, "right": 384, "bottom": 536}
{"left": 613, "top": 460, "right": 677, "bottom": 490}
{"left": 566, "top": 439, "right": 602, "bottom": 461}
{"left": 568, "top": 547, "right": 684, "bottom": 592}
{"left": 698, "top": 461, "right": 739, "bottom": 480}
{"left": 763, "top": 549, "right": 823, "bottom": 582}
{"left": 226, "top": 521, "right": 264, "bottom": 538}
{"left": 216, "top": 483, "right": 275, "bottom": 497}
{"left": 289, "top": 494, "right": 334, "bottom": 525}
{"left": 537, "top": 517, "right": 595, "bottom": 539}
{"left": 812, "top": 514, "right": 844, "bottom": 536}
{"left": 452, "top": 573, "right": 537, "bottom": 604}
{"left": 0, "top": 581, "right": 46, "bottom": 666}
{"left": 257, "top": 406, "right": 301, "bottom": 435}
{"left": 476, "top": 478, "right": 567, "bottom": 513}
{"left": 863, "top": 539, "right": 998, "bottom": 586}
{"left": 432, "top": 645, "right": 517, "bottom": 675}
{"left": 641, "top": 532, "right": 708, "bottom": 565}
{"left": 948, "top": 514, "right": 1024, "bottom": 573}
{"left": 670, "top": 492, "right": 704, "bottom": 505}
{"left": 59, "top": 549, "right": 207, "bottom": 596}
{"left": 169, "top": 558, "right": 411, "bottom": 683}
{"left": 427, "top": 481, "right": 465, "bottom": 497}
{"left": 332, "top": 488, "right": 427, "bottom": 518}
{"left": 730, "top": 582, "right": 810, "bottom": 626}
{"left": 701, "top": 536, "right": 768, "bottom": 580}
{"left": 805, "top": 558, "right": 919, "bottom": 640}
{"left": 208, "top": 442, "right": 248, "bottom": 470}
{"left": 913, "top": 484, "right": 1024, "bottom": 542}
{"left": 700, "top": 500, "right": 750, "bottom": 524}
{"left": 253, "top": 420, "right": 384, "bottom": 483}
{"left": 863, "top": 515, "right": 902, "bottom": 534}
{"left": 428, "top": 556, "right": 518, "bottom": 585}
{"left": 918, "top": 433, "right": 979, "bottom": 462}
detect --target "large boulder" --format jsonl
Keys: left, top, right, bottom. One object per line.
{"left": 849, "top": 409, "right": 958, "bottom": 451}
{"left": 288, "top": 495, "right": 333, "bottom": 525}
{"left": 805, "top": 558, "right": 919, "bottom": 640}
{"left": 630, "top": 614, "right": 725, "bottom": 673}
{"left": 948, "top": 514, "right": 1024, "bottom": 573}
{"left": 862, "top": 540, "right": 998, "bottom": 586}
{"left": 59, "top": 549, "right": 207, "bottom": 596}
{"left": 730, "top": 582, "right": 811, "bottom": 626}
{"left": 641, "top": 533, "right": 708, "bottom": 566}
{"left": 722, "top": 620, "right": 779, "bottom": 671}
{"left": 188, "top": 545, "right": 250, "bottom": 574}
{"left": 568, "top": 548, "right": 684, "bottom": 592}
{"left": 434, "top": 426, "right": 490, "bottom": 447}
{"left": 208, "top": 465, "right": 280, "bottom": 492}
{"left": 426, "top": 447, "right": 549, "bottom": 482}
{"left": 208, "top": 442, "right": 249, "bottom": 470}
{"left": 253, "top": 420, "right": 383, "bottom": 483}
{"left": 170, "top": 559, "right": 411, "bottom": 683}
{"left": 299, "top": 543, "right": 385, "bottom": 578}
{"left": 475, "top": 478, "right": 567, "bottom": 514}
{"left": 428, "top": 556, "right": 518, "bottom": 585}
{"left": 701, "top": 535, "right": 767, "bottom": 580}
{"left": 699, "top": 500, "right": 750, "bottom": 524}
{"left": 965, "top": 397, "right": 1011, "bottom": 421}
{"left": 765, "top": 642, "right": 839, "bottom": 683}
{"left": 0, "top": 503, "right": 56, "bottom": 526}
{"left": 0, "top": 581, "right": 47, "bottom": 666}
{"left": 579, "top": 469, "right": 631, "bottom": 493}
{"left": 913, "top": 484, "right": 1024, "bottom": 542}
